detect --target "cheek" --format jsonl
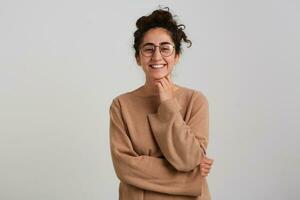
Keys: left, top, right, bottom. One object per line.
{"left": 140, "top": 57, "right": 149, "bottom": 64}
{"left": 166, "top": 58, "right": 176, "bottom": 66}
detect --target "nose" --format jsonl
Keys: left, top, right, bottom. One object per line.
{"left": 151, "top": 46, "right": 163, "bottom": 61}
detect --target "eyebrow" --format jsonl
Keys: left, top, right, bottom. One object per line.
{"left": 142, "top": 42, "right": 173, "bottom": 46}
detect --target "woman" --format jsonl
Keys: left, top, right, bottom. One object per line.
{"left": 109, "top": 7, "right": 214, "bottom": 200}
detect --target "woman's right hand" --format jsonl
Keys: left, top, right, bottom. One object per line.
{"left": 200, "top": 156, "right": 214, "bottom": 177}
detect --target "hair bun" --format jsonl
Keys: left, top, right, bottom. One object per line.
{"left": 133, "top": 7, "right": 192, "bottom": 57}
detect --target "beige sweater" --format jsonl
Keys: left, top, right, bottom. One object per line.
{"left": 109, "top": 85, "right": 211, "bottom": 200}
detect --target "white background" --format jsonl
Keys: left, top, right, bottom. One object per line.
{"left": 1, "top": 0, "right": 299, "bottom": 199}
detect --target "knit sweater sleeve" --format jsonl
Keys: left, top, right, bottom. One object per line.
{"left": 147, "top": 91, "right": 209, "bottom": 172}
{"left": 109, "top": 98, "right": 203, "bottom": 196}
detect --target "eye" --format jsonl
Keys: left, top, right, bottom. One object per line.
{"left": 161, "top": 47, "right": 170, "bottom": 51}
{"left": 160, "top": 44, "right": 172, "bottom": 52}
{"left": 142, "top": 45, "right": 154, "bottom": 53}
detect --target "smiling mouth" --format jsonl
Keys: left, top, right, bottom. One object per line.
{"left": 149, "top": 64, "right": 166, "bottom": 69}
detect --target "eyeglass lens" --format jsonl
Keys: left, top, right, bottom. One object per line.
{"left": 141, "top": 44, "right": 174, "bottom": 57}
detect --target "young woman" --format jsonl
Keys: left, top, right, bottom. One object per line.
{"left": 109, "top": 7, "right": 214, "bottom": 200}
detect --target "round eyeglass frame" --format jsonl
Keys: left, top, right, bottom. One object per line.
{"left": 140, "top": 43, "right": 175, "bottom": 57}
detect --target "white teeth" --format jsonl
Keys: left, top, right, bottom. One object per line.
{"left": 151, "top": 64, "right": 165, "bottom": 68}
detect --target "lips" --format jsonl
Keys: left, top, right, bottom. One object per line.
{"left": 149, "top": 64, "right": 166, "bottom": 69}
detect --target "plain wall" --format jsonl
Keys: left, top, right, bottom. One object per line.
{"left": 0, "top": 0, "right": 299, "bottom": 199}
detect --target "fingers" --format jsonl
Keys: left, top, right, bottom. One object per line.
{"left": 200, "top": 163, "right": 211, "bottom": 177}
{"left": 201, "top": 163, "right": 211, "bottom": 170}
{"left": 160, "top": 76, "right": 172, "bottom": 90}
{"left": 201, "top": 156, "right": 214, "bottom": 164}
{"left": 155, "top": 76, "right": 174, "bottom": 102}
{"left": 200, "top": 157, "right": 214, "bottom": 177}
{"left": 160, "top": 77, "right": 169, "bottom": 90}
{"left": 203, "top": 158, "right": 214, "bottom": 165}
{"left": 155, "top": 81, "right": 163, "bottom": 90}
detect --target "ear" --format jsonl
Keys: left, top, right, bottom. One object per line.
{"left": 135, "top": 55, "right": 141, "bottom": 66}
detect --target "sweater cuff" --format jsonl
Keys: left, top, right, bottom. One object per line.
{"left": 157, "top": 98, "right": 182, "bottom": 120}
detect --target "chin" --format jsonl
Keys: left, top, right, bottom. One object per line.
{"left": 153, "top": 70, "right": 169, "bottom": 77}
{"left": 151, "top": 74, "right": 166, "bottom": 80}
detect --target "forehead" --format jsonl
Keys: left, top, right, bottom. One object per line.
{"left": 142, "top": 27, "right": 173, "bottom": 45}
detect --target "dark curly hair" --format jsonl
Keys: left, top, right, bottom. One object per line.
{"left": 133, "top": 7, "right": 192, "bottom": 58}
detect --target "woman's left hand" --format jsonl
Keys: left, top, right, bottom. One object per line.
{"left": 155, "top": 75, "right": 174, "bottom": 102}
{"left": 200, "top": 156, "right": 214, "bottom": 177}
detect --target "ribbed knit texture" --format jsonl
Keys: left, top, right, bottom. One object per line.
{"left": 109, "top": 85, "right": 211, "bottom": 200}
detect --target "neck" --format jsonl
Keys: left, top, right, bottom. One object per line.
{"left": 142, "top": 80, "right": 159, "bottom": 96}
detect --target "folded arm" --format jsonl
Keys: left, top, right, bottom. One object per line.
{"left": 109, "top": 98, "right": 203, "bottom": 196}
{"left": 147, "top": 91, "right": 209, "bottom": 172}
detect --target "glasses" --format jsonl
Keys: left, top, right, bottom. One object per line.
{"left": 140, "top": 43, "right": 175, "bottom": 57}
